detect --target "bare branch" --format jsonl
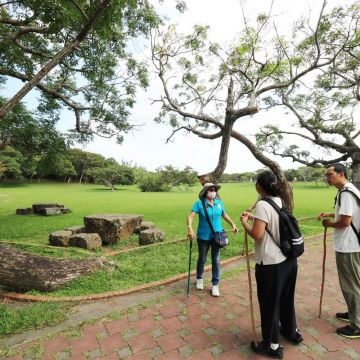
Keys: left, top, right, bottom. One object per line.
{"left": 272, "top": 149, "right": 350, "bottom": 167}
{"left": 165, "top": 126, "right": 222, "bottom": 143}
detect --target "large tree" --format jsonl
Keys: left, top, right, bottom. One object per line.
{"left": 0, "top": 0, "right": 159, "bottom": 141}
{"left": 150, "top": 1, "right": 356, "bottom": 210}
{"left": 88, "top": 163, "right": 134, "bottom": 191}
{"left": 67, "top": 148, "right": 106, "bottom": 183}
{"left": 256, "top": 2, "right": 360, "bottom": 188}
{"left": 0, "top": 146, "right": 23, "bottom": 180}
{"left": 0, "top": 96, "right": 70, "bottom": 180}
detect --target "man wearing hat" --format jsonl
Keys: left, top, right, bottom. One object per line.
{"left": 187, "top": 183, "right": 238, "bottom": 296}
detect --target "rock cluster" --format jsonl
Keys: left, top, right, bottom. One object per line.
{"left": 49, "top": 214, "right": 165, "bottom": 250}
{"left": 16, "top": 203, "right": 71, "bottom": 216}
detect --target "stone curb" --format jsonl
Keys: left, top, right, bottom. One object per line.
{"left": 1, "top": 232, "right": 329, "bottom": 303}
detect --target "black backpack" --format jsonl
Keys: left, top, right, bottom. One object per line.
{"left": 260, "top": 198, "right": 304, "bottom": 258}
{"left": 336, "top": 188, "right": 360, "bottom": 244}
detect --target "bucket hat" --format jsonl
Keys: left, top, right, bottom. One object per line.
{"left": 198, "top": 182, "right": 221, "bottom": 199}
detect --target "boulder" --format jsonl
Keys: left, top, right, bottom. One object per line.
{"left": 38, "top": 207, "right": 62, "bottom": 216}
{"left": 139, "top": 228, "right": 165, "bottom": 246}
{"left": 64, "top": 226, "right": 85, "bottom": 235}
{"left": 84, "top": 214, "right": 143, "bottom": 244}
{"left": 69, "top": 233, "right": 102, "bottom": 250}
{"left": 16, "top": 208, "right": 32, "bottom": 215}
{"left": 134, "top": 221, "right": 155, "bottom": 234}
{"left": 32, "top": 203, "right": 64, "bottom": 214}
{"left": 60, "top": 208, "right": 71, "bottom": 214}
{"left": 49, "top": 230, "right": 72, "bottom": 247}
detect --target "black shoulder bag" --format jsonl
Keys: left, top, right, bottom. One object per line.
{"left": 201, "top": 198, "right": 229, "bottom": 248}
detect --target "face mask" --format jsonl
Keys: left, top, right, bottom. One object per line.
{"left": 207, "top": 191, "right": 216, "bottom": 199}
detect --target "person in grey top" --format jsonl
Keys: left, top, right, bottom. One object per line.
{"left": 241, "top": 171, "right": 302, "bottom": 359}
{"left": 318, "top": 163, "right": 360, "bottom": 339}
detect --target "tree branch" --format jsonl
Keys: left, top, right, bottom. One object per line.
{"left": 272, "top": 149, "right": 350, "bottom": 167}
{"left": 165, "top": 125, "right": 222, "bottom": 143}
{"left": 68, "top": 0, "right": 89, "bottom": 21}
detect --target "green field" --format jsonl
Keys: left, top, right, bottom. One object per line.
{"left": 0, "top": 181, "right": 337, "bottom": 336}
{"left": 0, "top": 181, "right": 335, "bottom": 297}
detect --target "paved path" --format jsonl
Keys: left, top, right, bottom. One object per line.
{"left": 2, "top": 238, "right": 360, "bottom": 360}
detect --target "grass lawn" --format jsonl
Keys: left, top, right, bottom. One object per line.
{"left": 0, "top": 181, "right": 336, "bottom": 335}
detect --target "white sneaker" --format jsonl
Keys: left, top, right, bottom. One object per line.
{"left": 196, "top": 278, "right": 204, "bottom": 290}
{"left": 212, "top": 285, "right": 220, "bottom": 297}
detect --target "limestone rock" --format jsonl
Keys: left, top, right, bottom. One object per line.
{"left": 32, "top": 203, "right": 64, "bottom": 214}
{"left": 16, "top": 208, "right": 32, "bottom": 215}
{"left": 134, "top": 221, "right": 155, "bottom": 234}
{"left": 84, "top": 214, "right": 143, "bottom": 244}
{"left": 38, "top": 207, "right": 62, "bottom": 216}
{"left": 60, "top": 208, "right": 71, "bottom": 214}
{"left": 69, "top": 233, "right": 102, "bottom": 250}
{"left": 64, "top": 226, "right": 85, "bottom": 235}
{"left": 49, "top": 230, "right": 72, "bottom": 247}
{"left": 139, "top": 228, "right": 165, "bottom": 245}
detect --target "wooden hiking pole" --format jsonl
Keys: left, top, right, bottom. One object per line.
{"left": 186, "top": 239, "right": 193, "bottom": 306}
{"left": 242, "top": 235, "right": 246, "bottom": 256}
{"left": 319, "top": 227, "right": 327, "bottom": 318}
{"left": 244, "top": 232, "right": 257, "bottom": 345}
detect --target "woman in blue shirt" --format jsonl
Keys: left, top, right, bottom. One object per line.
{"left": 187, "top": 183, "right": 238, "bottom": 296}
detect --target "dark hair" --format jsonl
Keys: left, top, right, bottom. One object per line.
{"left": 327, "top": 163, "right": 347, "bottom": 179}
{"left": 256, "top": 171, "right": 280, "bottom": 197}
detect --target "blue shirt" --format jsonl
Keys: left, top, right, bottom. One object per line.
{"left": 192, "top": 198, "right": 225, "bottom": 241}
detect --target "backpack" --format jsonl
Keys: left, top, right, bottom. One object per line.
{"left": 336, "top": 188, "right": 360, "bottom": 244}
{"left": 260, "top": 198, "right": 304, "bottom": 258}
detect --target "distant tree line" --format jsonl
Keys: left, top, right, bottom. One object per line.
{"left": 0, "top": 97, "right": 198, "bottom": 191}
{"left": 0, "top": 96, "right": 335, "bottom": 190}
{"left": 220, "top": 166, "right": 331, "bottom": 186}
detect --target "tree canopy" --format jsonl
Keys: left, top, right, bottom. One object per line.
{"left": 0, "top": 0, "right": 160, "bottom": 141}
{"left": 151, "top": 1, "right": 360, "bottom": 208}
{"left": 256, "top": 2, "right": 360, "bottom": 187}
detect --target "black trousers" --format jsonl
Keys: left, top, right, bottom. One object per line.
{"left": 255, "top": 257, "right": 298, "bottom": 348}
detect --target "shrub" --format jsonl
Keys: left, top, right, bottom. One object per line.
{"left": 138, "top": 173, "right": 171, "bottom": 192}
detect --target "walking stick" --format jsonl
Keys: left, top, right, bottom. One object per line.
{"left": 242, "top": 235, "right": 246, "bottom": 256}
{"left": 186, "top": 239, "right": 193, "bottom": 306}
{"left": 245, "top": 232, "right": 257, "bottom": 345}
{"left": 319, "top": 227, "right": 327, "bottom": 318}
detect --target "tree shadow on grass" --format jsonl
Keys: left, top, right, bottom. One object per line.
{"left": 0, "top": 182, "right": 31, "bottom": 188}
{"left": 87, "top": 188, "right": 127, "bottom": 192}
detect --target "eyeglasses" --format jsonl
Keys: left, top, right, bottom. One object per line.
{"left": 208, "top": 188, "right": 217, "bottom": 192}
{"left": 324, "top": 172, "right": 336, "bottom": 178}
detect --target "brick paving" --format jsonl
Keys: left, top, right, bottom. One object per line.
{"left": 2, "top": 238, "right": 360, "bottom": 359}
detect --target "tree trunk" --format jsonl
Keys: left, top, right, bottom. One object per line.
{"left": 79, "top": 171, "right": 84, "bottom": 184}
{"left": 208, "top": 116, "right": 234, "bottom": 183}
{"left": 231, "top": 130, "right": 294, "bottom": 212}
{"left": 0, "top": 245, "right": 108, "bottom": 292}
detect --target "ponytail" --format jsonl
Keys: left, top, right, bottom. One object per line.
{"left": 256, "top": 171, "right": 280, "bottom": 197}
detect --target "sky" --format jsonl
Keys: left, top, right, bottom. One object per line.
{"left": 2, "top": 0, "right": 356, "bottom": 174}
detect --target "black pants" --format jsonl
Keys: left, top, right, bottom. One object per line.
{"left": 255, "top": 257, "right": 298, "bottom": 348}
